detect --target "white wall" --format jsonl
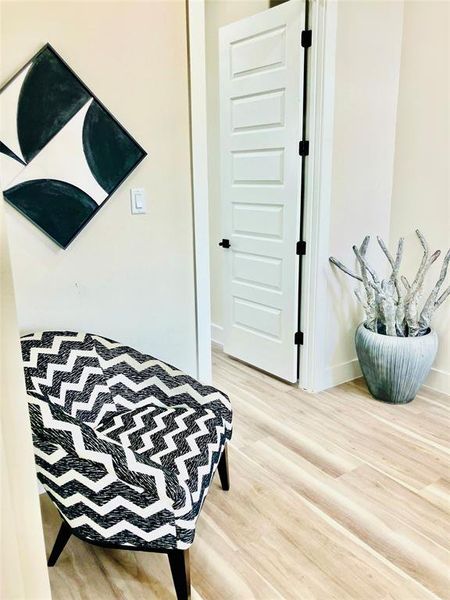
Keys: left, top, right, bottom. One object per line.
{"left": 1, "top": 0, "right": 198, "bottom": 376}
{"left": 390, "top": 0, "right": 449, "bottom": 394}
{"left": 205, "top": 0, "right": 269, "bottom": 344}
{"left": 1, "top": 187, "right": 51, "bottom": 599}
{"left": 324, "top": 0, "right": 404, "bottom": 388}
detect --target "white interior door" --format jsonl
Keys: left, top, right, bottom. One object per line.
{"left": 219, "top": 0, "right": 306, "bottom": 382}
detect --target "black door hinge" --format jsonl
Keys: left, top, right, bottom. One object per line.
{"left": 301, "top": 29, "right": 312, "bottom": 48}
{"left": 218, "top": 239, "right": 230, "bottom": 248}
{"left": 295, "top": 331, "right": 304, "bottom": 345}
{"left": 298, "top": 140, "right": 309, "bottom": 156}
{"left": 296, "top": 240, "right": 306, "bottom": 256}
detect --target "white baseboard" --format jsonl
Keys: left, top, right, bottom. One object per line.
{"left": 322, "top": 358, "right": 362, "bottom": 389}
{"left": 424, "top": 367, "right": 450, "bottom": 396}
{"left": 321, "top": 360, "right": 449, "bottom": 396}
{"left": 212, "top": 325, "right": 448, "bottom": 396}
{"left": 211, "top": 323, "right": 224, "bottom": 346}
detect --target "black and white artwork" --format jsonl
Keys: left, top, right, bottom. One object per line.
{"left": 0, "top": 44, "right": 146, "bottom": 248}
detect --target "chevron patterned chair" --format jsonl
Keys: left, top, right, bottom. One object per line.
{"left": 21, "top": 331, "right": 232, "bottom": 600}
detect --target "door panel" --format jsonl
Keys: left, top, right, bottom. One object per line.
{"left": 233, "top": 297, "right": 282, "bottom": 339}
{"left": 233, "top": 252, "right": 283, "bottom": 290}
{"left": 230, "top": 26, "right": 287, "bottom": 78}
{"left": 232, "top": 148, "right": 284, "bottom": 185}
{"left": 231, "top": 89, "right": 285, "bottom": 132}
{"left": 219, "top": 0, "right": 305, "bottom": 382}
{"left": 232, "top": 203, "right": 284, "bottom": 239}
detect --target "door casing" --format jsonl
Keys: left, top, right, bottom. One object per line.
{"left": 187, "top": 0, "right": 337, "bottom": 391}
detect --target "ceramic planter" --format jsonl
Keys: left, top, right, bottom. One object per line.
{"left": 355, "top": 323, "right": 438, "bottom": 404}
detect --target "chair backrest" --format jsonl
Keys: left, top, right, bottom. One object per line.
{"left": 21, "top": 331, "right": 118, "bottom": 427}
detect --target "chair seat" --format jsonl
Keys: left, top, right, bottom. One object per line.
{"left": 21, "top": 331, "right": 232, "bottom": 550}
{"left": 97, "top": 398, "right": 228, "bottom": 503}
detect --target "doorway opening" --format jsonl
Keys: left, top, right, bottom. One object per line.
{"left": 188, "top": 0, "right": 337, "bottom": 389}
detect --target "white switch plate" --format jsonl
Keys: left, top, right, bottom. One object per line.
{"left": 131, "top": 188, "right": 146, "bottom": 214}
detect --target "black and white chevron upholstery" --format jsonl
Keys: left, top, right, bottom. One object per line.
{"left": 21, "top": 331, "right": 232, "bottom": 551}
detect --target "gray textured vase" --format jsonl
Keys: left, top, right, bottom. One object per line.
{"left": 355, "top": 323, "right": 438, "bottom": 404}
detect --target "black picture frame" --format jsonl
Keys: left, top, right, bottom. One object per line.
{"left": 0, "top": 43, "right": 147, "bottom": 249}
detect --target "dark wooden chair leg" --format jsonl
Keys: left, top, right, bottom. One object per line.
{"left": 47, "top": 520, "right": 72, "bottom": 566}
{"left": 167, "top": 549, "right": 191, "bottom": 600}
{"left": 218, "top": 445, "right": 230, "bottom": 491}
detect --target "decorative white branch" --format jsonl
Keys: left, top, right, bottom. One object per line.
{"left": 329, "top": 230, "right": 450, "bottom": 338}
{"left": 418, "top": 249, "right": 450, "bottom": 334}
{"left": 401, "top": 275, "right": 411, "bottom": 292}
{"left": 381, "top": 280, "right": 396, "bottom": 336}
{"left": 377, "top": 236, "right": 405, "bottom": 335}
{"left": 436, "top": 286, "right": 450, "bottom": 310}
{"left": 329, "top": 257, "right": 363, "bottom": 282}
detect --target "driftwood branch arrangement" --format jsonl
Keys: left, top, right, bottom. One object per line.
{"left": 329, "top": 230, "right": 450, "bottom": 337}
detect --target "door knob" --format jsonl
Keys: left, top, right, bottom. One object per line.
{"left": 219, "top": 239, "right": 231, "bottom": 248}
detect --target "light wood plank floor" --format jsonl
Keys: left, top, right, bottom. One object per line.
{"left": 40, "top": 347, "right": 450, "bottom": 600}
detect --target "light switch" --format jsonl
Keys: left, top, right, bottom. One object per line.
{"left": 131, "top": 188, "right": 146, "bottom": 214}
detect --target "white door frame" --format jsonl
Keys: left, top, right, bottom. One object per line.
{"left": 187, "top": 0, "right": 337, "bottom": 391}
{"left": 298, "top": 0, "right": 337, "bottom": 391}
{"left": 187, "top": 0, "right": 212, "bottom": 384}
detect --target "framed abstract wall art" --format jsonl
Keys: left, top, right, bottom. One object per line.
{"left": 0, "top": 44, "right": 147, "bottom": 248}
